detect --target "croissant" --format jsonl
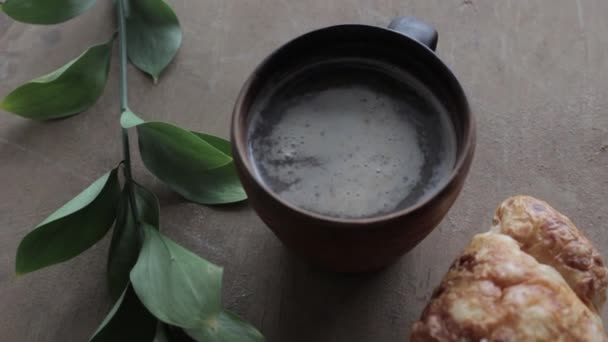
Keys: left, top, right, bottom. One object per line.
{"left": 411, "top": 196, "right": 608, "bottom": 341}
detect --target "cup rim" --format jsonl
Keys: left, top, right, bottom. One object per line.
{"left": 231, "top": 23, "right": 475, "bottom": 226}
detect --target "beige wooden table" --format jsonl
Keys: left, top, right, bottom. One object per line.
{"left": 1, "top": 1, "right": 607, "bottom": 341}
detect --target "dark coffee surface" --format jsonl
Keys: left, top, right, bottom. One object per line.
{"left": 248, "top": 59, "right": 456, "bottom": 218}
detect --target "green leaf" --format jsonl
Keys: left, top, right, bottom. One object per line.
{"left": 130, "top": 224, "right": 223, "bottom": 328}
{"left": 131, "top": 183, "right": 160, "bottom": 226}
{"left": 191, "top": 132, "right": 231, "bottom": 155}
{"left": 89, "top": 285, "right": 157, "bottom": 342}
{"left": 126, "top": 0, "right": 182, "bottom": 82}
{"left": 136, "top": 122, "right": 247, "bottom": 204}
{"left": 1, "top": 39, "right": 113, "bottom": 120}
{"left": 185, "top": 311, "right": 265, "bottom": 342}
{"left": 189, "top": 132, "right": 247, "bottom": 204}
{"left": 107, "top": 183, "right": 160, "bottom": 301}
{"left": 1, "top": 0, "right": 96, "bottom": 24}
{"left": 16, "top": 168, "right": 120, "bottom": 275}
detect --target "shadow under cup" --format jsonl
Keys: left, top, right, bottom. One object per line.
{"left": 231, "top": 23, "right": 475, "bottom": 272}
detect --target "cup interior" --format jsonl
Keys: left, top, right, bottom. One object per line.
{"left": 232, "top": 24, "right": 472, "bottom": 222}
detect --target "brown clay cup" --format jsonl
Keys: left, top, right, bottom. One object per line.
{"left": 231, "top": 17, "right": 476, "bottom": 272}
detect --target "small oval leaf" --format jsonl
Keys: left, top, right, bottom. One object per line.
{"left": 107, "top": 183, "right": 160, "bottom": 300}
{"left": 1, "top": 39, "right": 113, "bottom": 120}
{"left": 137, "top": 122, "right": 246, "bottom": 204}
{"left": 89, "top": 285, "right": 157, "bottom": 342}
{"left": 130, "top": 224, "right": 223, "bottom": 328}
{"left": 1, "top": 0, "right": 96, "bottom": 24}
{"left": 126, "top": 0, "right": 182, "bottom": 82}
{"left": 186, "top": 311, "right": 265, "bottom": 342}
{"left": 16, "top": 168, "right": 120, "bottom": 275}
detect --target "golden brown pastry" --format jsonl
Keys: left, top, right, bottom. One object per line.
{"left": 492, "top": 196, "right": 608, "bottom": 312}
{"left": 411, "top": 196, "right": 608, "bottom": 342}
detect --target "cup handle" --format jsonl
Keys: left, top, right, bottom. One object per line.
{"left": 388, "top": 16, "right": 438, "bottom": 51}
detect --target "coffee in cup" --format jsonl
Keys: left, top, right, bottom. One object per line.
{"left": 247, "top": 59, "right": 456, "bottom": 219}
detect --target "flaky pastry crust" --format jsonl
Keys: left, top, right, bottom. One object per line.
{"left": 411, "top": 196, "right": 608, "bottom": 341}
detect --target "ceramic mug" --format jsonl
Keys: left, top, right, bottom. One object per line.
{"left": 231, "top": 16, "right": 475, "bottom": 272}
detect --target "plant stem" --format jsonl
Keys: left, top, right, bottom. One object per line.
{"left": 116, "top": 0, "right": 139, "bottom": 222}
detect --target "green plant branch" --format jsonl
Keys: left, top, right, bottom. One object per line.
{"left": 7, "top": 1, "right": 262, "bottom": 338}
{"left": 116, "top": 0, "right": 140, "bottom": 227}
